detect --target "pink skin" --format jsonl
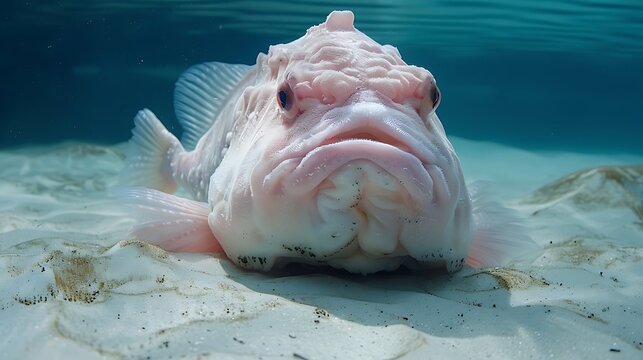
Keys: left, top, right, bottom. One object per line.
{"left": 203, "top": 12, "right": 472, "bottom": 272}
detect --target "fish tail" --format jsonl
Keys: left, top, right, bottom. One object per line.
{"left": 119, "top": 187, "right": 224, "bottom": 253}
{"left": 123, "top": 109, "right": 181, "bottom": 193}
{"left": 465, "top": 182, "right": 541, "bottom": 268}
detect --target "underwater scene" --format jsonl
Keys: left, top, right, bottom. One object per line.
{"left": 1, "top": 1, "right": 642, "bottom": 358}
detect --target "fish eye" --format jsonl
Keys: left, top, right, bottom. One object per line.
{"left": 431, "top": 86, "right": 441, "bottom": 109}
{"left": 418, "top": 80, "right": 441, "bottom": 120}
{"left": 277, "top": 83, "right": 294, "bottom": 111}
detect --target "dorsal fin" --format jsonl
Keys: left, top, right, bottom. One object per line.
{"left": 174, "top": 62, "right": 252, "bottom": 150}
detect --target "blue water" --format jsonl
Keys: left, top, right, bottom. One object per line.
{"left": 2, "top": 0, "right": 642, "bottom": 153}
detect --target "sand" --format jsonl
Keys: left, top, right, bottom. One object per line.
{"left": 0, "top": 138, "right": 641, "bottom": 359}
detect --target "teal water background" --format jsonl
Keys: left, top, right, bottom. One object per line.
{"left": 2, "top": 0, "right": 642, "bottom": 153}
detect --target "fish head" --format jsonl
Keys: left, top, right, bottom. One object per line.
{"left": 209, "top": 11, "right": 473, "bottom": 273}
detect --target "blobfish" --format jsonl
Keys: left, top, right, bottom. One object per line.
{"left": 123, "top": 10, "right": 535, "bottom": 274}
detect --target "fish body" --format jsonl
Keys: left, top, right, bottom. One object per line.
{"left": 124, "top": 11, "right": 535, "bottom": 274}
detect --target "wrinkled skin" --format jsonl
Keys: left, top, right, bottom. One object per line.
{"left": 205, "top": 11, "right": 473, "bottom": 273}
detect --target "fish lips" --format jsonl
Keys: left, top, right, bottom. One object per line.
{"left": 273, "top": 140, "right": 433, "bottom": 203}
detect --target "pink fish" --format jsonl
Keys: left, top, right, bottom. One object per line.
{"left": 123, "top": 11, "right": 535, "bottom": 274}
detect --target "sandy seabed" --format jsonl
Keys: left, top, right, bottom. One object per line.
{"left": 0, "top": 138, "right": 641, "bottom": 359}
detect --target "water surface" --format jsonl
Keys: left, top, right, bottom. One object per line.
{"left": 2, "top": 0, "right": 642, "bottom": 153}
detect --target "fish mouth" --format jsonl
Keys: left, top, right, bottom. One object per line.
{"left": 263, "top": 102, "right": 442, "bottom": 197}
{"left": 318, "top": 128, "right": 413, "bottom": 154}
{"left": 276, "top": 140, "right": 434, "bottom": 202}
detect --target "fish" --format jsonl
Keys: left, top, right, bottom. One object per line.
{"left": 122, "top": 10, "right": 537, "bottom": 274}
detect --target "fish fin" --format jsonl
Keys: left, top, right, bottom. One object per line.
{"left": 174, "top": 62, "right": 253, "bottom": 150}
{"left": 465, "top": 182, "right": 541, "bottom": 268}
{"left": 121, "top": 188, "right": 224, "bottom": 253}
{"left": 123, "top": 109, "right": 181, "bottom": 193}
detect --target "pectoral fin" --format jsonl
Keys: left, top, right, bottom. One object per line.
{"left": 121, "top": 188, "right": 223, "bottom": 253}
{"left": 466, "top": 182, "right": 541, "bottom": 268}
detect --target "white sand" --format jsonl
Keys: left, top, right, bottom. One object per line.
{"left": 0, "top": 139, "right": 641, "bottom": 359}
